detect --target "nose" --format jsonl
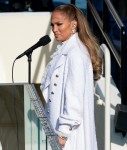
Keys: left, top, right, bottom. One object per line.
{"left": 52, "top": 25, "right": 58, "bottom": 33}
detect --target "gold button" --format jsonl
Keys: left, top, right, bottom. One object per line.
{"left": 54, "top": 83, "right": 57, "bottom": 86}
{"left": 69, "top": 127, "right": 72, "bottom": 131}
{"left": 51, "top": 91, "right": 54, "bottom": 94}
{"left": 56, "top": 75, "right": 59, "bottom": 77}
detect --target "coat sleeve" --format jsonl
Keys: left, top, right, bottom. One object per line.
{"left": 56, "top": 50, "right": 91, "bottom": 138}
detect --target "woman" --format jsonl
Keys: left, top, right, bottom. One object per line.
{"left": 40, "top": 4, "right": 102, "bottom": 150}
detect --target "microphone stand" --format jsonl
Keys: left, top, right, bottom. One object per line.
{"left": 27, "top": 52, "right": 32, "bottom": 84}
{"left": 27, "top": 51, "right": 41, "bottom": 149}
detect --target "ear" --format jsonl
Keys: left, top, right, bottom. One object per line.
{"left": 71, "top": 20, "right": 77, "bottom": 29}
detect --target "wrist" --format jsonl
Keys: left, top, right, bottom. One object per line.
{"left": 57, "top": 135, "right": 68, "bottom": 141}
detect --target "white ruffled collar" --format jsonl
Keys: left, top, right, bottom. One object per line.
{"left": 50, "top": 42, "right": 63, "bottom": 58}
{"left": 50, "top": 33, "right": 78, "bottom": 58}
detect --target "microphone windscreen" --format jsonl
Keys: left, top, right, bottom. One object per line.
{"left": 39, "top": 35, "right": 51, "bottom": 46}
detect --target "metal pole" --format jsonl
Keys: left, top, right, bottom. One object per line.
{"left": 27, "top": 53, "right": 32, "bottom": 84}
{"left": 100, "top": 44, "right": 111, "bottom": 150}
{"left": 121, "top": 27, "right": 127, "bottom": 105}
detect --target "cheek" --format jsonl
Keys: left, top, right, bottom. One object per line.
{"left": 65, "top": 27, "right": 72, "bottom": 37}
{"left": 59, "top": 26, "right": 66, "bottom": 32}
{"left": 62, "top": 25, "right": 72, "bottom": 35}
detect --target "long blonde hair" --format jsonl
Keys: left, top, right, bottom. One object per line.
{"left": 53, "top": 4, "right": 102, "bottom": 80}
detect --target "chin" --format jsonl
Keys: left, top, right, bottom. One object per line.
{"left": 55, "top": 37, "right": 62, "bottom": 42}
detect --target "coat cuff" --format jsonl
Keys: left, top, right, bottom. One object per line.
{"left": 56, "top": 124, "right": 73, "bottom": 138}
{"left": 56, "top": 115, "right": 81, "bottom": 137}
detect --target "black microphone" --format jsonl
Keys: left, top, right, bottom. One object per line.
{"left": 16, "top": 35, "right": 51, "bottom": 60}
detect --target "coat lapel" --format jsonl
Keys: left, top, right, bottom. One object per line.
{"left": 43, "top": 54, "right": 67, "bottom": 89}
{"left": 43, "top": 33, "right": 78, "bottom": 90}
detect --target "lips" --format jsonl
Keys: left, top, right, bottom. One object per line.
{"left": 55, "top": 35, "right": 60, "bottom": 39}
{"left": 55, "top": 34, "right": 60, "bottom": 37}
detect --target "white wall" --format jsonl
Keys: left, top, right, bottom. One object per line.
{"left": 0, "top": 12, "right": 57, "bottom": 84}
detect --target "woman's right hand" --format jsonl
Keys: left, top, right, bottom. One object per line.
{"left": 57, "top": 135, "right": 67, "bottom": 148}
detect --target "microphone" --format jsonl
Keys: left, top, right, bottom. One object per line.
{"left": 16, "top": 35, "right": 51, "bottom": 60}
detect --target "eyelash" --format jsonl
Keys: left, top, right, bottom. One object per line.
{"left": 51, "top": 23, "right": 63, "bottom": 27}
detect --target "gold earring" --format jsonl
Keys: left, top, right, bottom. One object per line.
{"left": 72, "top": 24, "right": 77, "bottom": 34}
{"left": 72, "top": 29, "right": 76, "bottom": 34}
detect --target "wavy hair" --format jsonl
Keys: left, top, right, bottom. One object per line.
{"left": 53, "top": 4, "right": 102, "bottom": 80}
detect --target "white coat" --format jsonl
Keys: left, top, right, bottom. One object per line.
{"left": 41, "top": 33, "right": 98, "bottom": 150}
